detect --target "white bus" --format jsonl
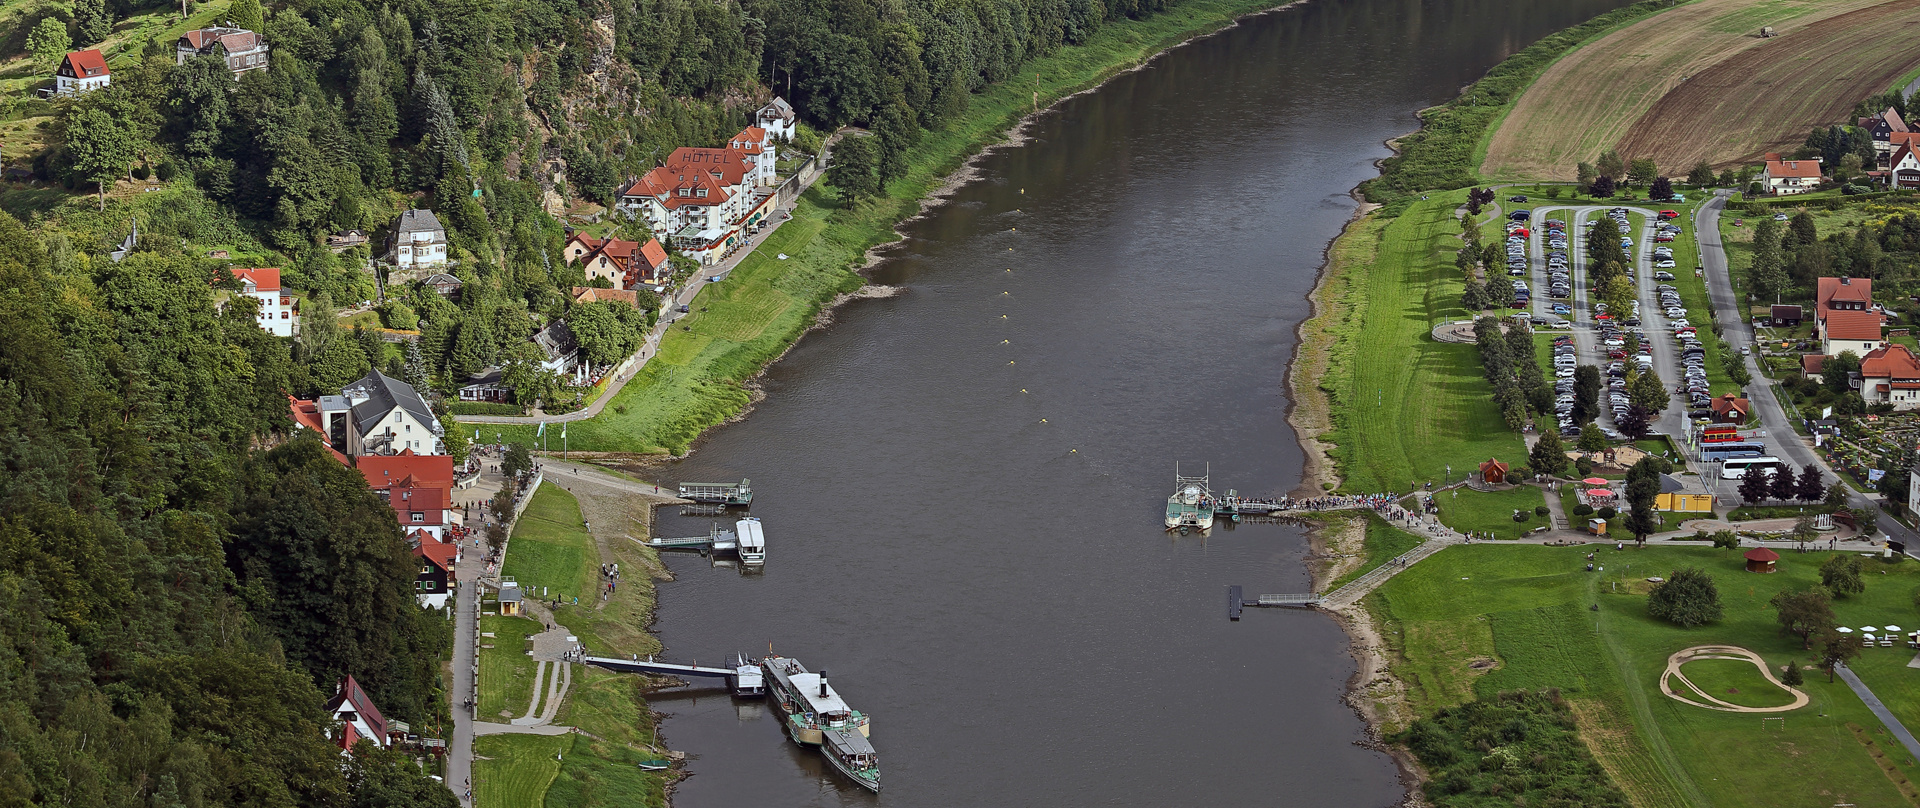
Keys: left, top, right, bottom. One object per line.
{"left": 1721, "top": 456, "right": 1784, "bottom": 479}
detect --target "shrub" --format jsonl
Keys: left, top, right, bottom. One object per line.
{"left": 131, "top": 164, "right": 149, "bottom": 180}
{"left": 1597, "top": 506, "right": 1617, "bottom": 520}
{"left": 156, "top": 160, "right": 178, "bottom": 181}
{"left": 1534, "top": 505, "right": 1550, "bottom": 516}
{"left": 1572, "top": 504, "right": 1594, "bottom": 517}
{"left": 448, "top": 402, "right": 522, "bottom": 416}
{"left": 1390, "top": 690, "right": 1631, "bottom": 807}
{"left": 1575, "top": 457, "right": 1595, "bottom": 475}
{"left": 1648, "top": 567, "right": 1723, "bottom": 626}
{"left": 1514, "top": 510, "right": 1532, "bottom": 522}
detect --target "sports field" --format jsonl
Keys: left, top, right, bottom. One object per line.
{"left": 1616, "top": 0, "right": 1920, "bottom": 171}
{"left": 1481, "top": 0, "right": 1903, "bottom": 181}
{"left": 1371, "top": 543, "right": 1920, "bottom": 808}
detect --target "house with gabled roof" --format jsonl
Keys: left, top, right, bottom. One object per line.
{"left": 1761, "top": 157, "right": 1821, "bottom": 195}
{"left": 1893, "top": 142, "right": 1920, "bottom": 189}
{"left": 54, "top": 50, "right": 110, "bottom": 96}
{"left": 756, "top": 97, "right": 796, "bottom": 141}
{"left": 1821, "top": 309, "right": 1885, "bottom": 357}
{"left": 1861, "top": 107, "right": 1909, "bottom": 166}
{"left": 533, "top": 321, "right": 584, "bottom": 380}
{"left": 341, "top": 370, "right": 444, "bottom": 456}
{"left": 562, "top": 233, "right": 670, "bottom": 288}
{"left": 388, "top": 209, "right": 447, "bottom": 270}
{"left": 1860, "top": 344, "right": 1920, "bottom": 410}
{"left": 176, "top": 26, "right": 269, "bottom": 77}
{"left": 324, "top": 676, "right": 390, "bottom": 750}
{"left": 572, "top": 286, "right": 641, "bottom": 307}
{"left": 227, "top": 267, "right": 295, "bottom": 337}
{"left": 409, "top": 529, "right": 459, "bottom": 608}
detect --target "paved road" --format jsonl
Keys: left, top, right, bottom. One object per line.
{"left": 448, "top": 550, "right": 479, "bottom": 804}
{"left": 1835, "top": 662, "right": 1920, "bottom": 761}
{"left": 1695, "top": 191, "right": 1918, "bottom": 548}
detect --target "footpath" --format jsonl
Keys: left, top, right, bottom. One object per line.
{"left": 463, "top": 164, "right": 828, "bottom": 425}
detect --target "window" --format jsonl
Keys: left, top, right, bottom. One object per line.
{"left": 696, "top": 188, "right": 707, "bottom": 198}
{"left": 412, "top": 512, "right": 425, "bottom": 523}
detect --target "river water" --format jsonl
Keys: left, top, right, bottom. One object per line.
{"left": 646, "top": 0, "right": 1633, "bottom": 804}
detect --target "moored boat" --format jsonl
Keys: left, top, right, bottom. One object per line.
{"left": 736, "top": 517, "right": 766, "bottom": 566}
{"left": 760, "top": 656, "right": 880, "bottom": 790}
{"left": 1164, "top": 468, "right": 1215, "bottom": 532}
{"left": 821, "top": 728, "right": 881, "bottom": 792}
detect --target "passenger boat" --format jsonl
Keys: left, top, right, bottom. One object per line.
{"left": 821, "top": 728, "right": 882, "bottom": 792}
{"left": 1164, "top": 467, "right": 1215, "bottom": 533}
{"left": 736, "top": 517, "right": 766, "bottom": 567}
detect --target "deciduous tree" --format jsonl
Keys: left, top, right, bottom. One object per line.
{"left": 1795, "top": 464, "right": 1825, "bottom": 503}
{"left": 829, "top": 134, "right": 880, "bottom": 205}
{"left": 1771, "top": 587, "right": 1835, "bottom": 648}
{"left": 1821, "top": 553, "right": 1865, "bottom": 598}
{"left": 25, "top": 17, "right": 69, "bottom": 67}
{"left": 1687, "top": 161, "right": 1715, "bottom": 186}
{"left": 1648, "top": 567, "right": 1722, "bottom": 626}
{"left": 65, "top": 106, "right": 137, "bottom": 210}
{"left": 1650, "top": 176, "right": 1673, "bottom": 200}
{"left": 1628, "top": 158, "right": 1658, "bottom": 187}
{"left": 1529, "top": 429, "right": 1570, "bottom": 478}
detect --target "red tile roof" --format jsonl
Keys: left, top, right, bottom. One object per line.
{"left": 1824, "top": 309, "right": 1884, "bottom": 341}
{"left": 1710, "top": 394, "right": 1750, "bottom": 417}
{"left": 1862, "top": 344, "right": 1920, "bottom": 381}
{"left": 230, "top": 267, "right": 281, "bottom": 293}
{"left": 62, "top": 50, "right": 108, "bottom": 78}
{"left": 728, "top": 126, "right": 769, "bottom": 155}
{"left": 288, "top": 396, "right": 348, "bottom": 463}
{"left": 325, "top": 676, "right": 388, "bottom": 746}
{"left": 1819, "top": 277, "right": 1873, "bottom": 306}
{"left": 641, "top": 238, "right": 668, "bottom": 269}
{"left": 1766, "top": 159, "right": 1822, "bottom": 179}
{"left": 1801, "top": 354, "right": 1826, "bottom": 375}
{"left": 410, "top": 529, "right": 459, "bottom": 571}
{"left": 357, "top": 450, "right": 454, "bottom": 508}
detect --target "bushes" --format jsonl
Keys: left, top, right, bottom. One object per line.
{"left": 1572, "top": 503, "right": 1594, "bottom": 517}
{"left": 1391, "top": 689, "right": 1631, "bottom": 808}
{"left": 450, "top": 402, "right": 524, "bottom": 416}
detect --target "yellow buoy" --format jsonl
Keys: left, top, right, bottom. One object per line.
{"left": 1040, "top": 419, "right": 1047, "bottom": 423}
{"left": 1001, "top": 315, "right": 1007, "bottom": 319}
{"left": 1020, "top": 389, "right": 1027, "bottom": 393}
{"left": 1009, "top": 360, "right": 1016, "bottom": 365}
{"left": 1001, "top": 340, "right": 1009, "bottom": 344}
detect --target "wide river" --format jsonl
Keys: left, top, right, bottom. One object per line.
{"left": 647, "top": 0, "right": 1632, "bottom": 803}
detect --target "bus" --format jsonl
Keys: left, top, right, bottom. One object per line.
{"left": 1721, "top": 456, "right": 1785, "bottom": 479}
{"left": 1701, "top": 426, "right": 1742, "bottom": 443}
{"left": 1701, "top": 442, "right": 1767, "bottom": 461}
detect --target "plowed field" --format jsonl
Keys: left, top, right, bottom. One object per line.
{"left": 1481, "top": 0, "right": 1900, "bottom": 181}
{"left": 1616, "top": 0, "right": 1920, "bottom": 170}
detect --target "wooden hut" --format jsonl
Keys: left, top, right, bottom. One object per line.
{"left": 1480, "top": 458, "right": 1509, "bottom": 484}
{"left": 1744, "top": 547, "right": 1780, "bottom": 573}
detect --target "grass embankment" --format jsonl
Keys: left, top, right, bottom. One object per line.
{"left": 466, "top": 0, "right": 1291, "bottom": 454}
{"left": 1370, "top": 543, "right": 1920, "bottom": 808}
{"left": 477, "top": 482, "right": 668, "bottom": 808}
{"left": 1325, "top": 515, "right": 1427, "bottom": 592}
{"left": 1305, "top": 191, "right": 1527, "bottom": 495}
{"left": 1360, "top": 0, "right": 1670, "bottom": 206}
{"left": 1482, "top": 0, "right": 1893, "bottom": 181}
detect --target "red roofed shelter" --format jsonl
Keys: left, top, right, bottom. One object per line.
{"left": 1479, "top": 458, "right": 1509, "bottom": 484}
{"left": 1744, "top": 547, "right": 1780, "bottom": 573}
{"left": 1709, "top": 394, "right": 1750, "bottom": 424}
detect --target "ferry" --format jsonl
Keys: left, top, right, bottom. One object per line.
{"left": 761, "top": 656, "right": 879, "bottom": 790}
{"left": 736, "top": 517, "right": 766, "bottom": 567}
{"left": 1165, "top": 468, "right": 1216, "bottom": 533}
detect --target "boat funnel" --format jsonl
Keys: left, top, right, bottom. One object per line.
{"left": 820, "top": 670, "right": 829, "bottom": 696}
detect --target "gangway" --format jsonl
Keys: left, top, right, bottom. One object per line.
{"left": 583, "top": 653, "right": 765, "bottom": 697}
{"left": 678, "top": 479, "right": 753, "bottom": 506}
{"left": 642, "top": 522, "right": 738, "bottom": 552}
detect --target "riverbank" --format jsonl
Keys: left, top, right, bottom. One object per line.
{"left": 465, "top": 0, "right": 1307, "bottom": 455}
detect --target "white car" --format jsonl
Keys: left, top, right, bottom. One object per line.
{"left": 1557, "top": 367, "right": 1576, "bottom": 378}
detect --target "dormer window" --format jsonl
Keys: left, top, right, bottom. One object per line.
{"left": 678, "top": 188, "right": 689, "bottom": 197}
{"left": 696, "top": 189, "right": 707, "bottom": 198}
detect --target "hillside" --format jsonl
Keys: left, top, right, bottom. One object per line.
{"left": 1480, "top": 0, "right": 1911, "bottom": 180}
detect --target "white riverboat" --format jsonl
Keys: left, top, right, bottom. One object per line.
{"left": 736, "top": 517, "right": 766, "bottom": 567}
{"left": 760, "top": 656, "right": 879, "bottom": 790}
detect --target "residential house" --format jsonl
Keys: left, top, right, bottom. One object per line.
{"left": 572, "top": 286, "right": 641, "bottom": 307}
{"left": 1821, "top": 309, "right": 1885, "bottom": 357}
{"left": 756, "top": 97, "right": 796, "bottom": 141}
{"left": 53, "top": 50, "right": 110, "bottom": 96}
{"left": 421, "top": 272, "right": 463, "bottom": 300}
{"left": 533, "top": 321, "right": 585, "bottom": 380}
{"left": 562, "top": 233, "right": 670, "bottom": 288}
{"left": 1761, "top": 156, "right": 1822, "bottom": 195}
{"left": 458, "top": 367, "right": 509, "bottom": 403}
{"left": 1770, "top": 304, "right": 1802, "bottom": 326}
{"left": 340, "top": 370, "right": 445, "bottom": 456}
{"left": 228, "top": 267, "right": 295, "bottom": 337}
{"left": 288, "top": 395, "right": 349, "bottom": 464}
{"left": 614, "top": 135, "right": 780, "bottom": 265}
{"left": 1801, "top": 354, "right": 1827, "bottom": 376}
{"left": 410, "top": 529, "right": 458, "bottom": 608}
{"left": 1860, "top": 108, "right": 1909, "bottom": 166}
{"left": 327, "top": 229, "right": 368, "bottom": 252}
{"left": 729, "top": 126, "right": 777, "bottom": 187}
{"left": 1817, "top": 276, "right": 1874, "bottom": 320}
{"left": 1859, "top": 343, "right": 1920, "bottom": 410}
{"left": 389, "top": 209, "right": 448, "bottom": 270}
{"left": 1709, "top": 393, "right": 1751, "bottom": 424}
{"left": 370, "top": 464, "right": 454, "bottom": 540}
{"left": 175, "top": 27, "right": 269, "bottom": 77}
{"left": 1893, "top": 142, "right": 1920, "bottom": 190}
{"left": 324, "top": 676, "right": 390, "bottom": 751}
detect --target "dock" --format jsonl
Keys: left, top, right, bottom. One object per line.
{"left": 583, "top": 654, "right": 764, "bottom": 697}
{"left": 678, "top": 478, "right": 753, "bottom": 506}
{"left": 642, "top": 522, "right": 738, "bottom": 552}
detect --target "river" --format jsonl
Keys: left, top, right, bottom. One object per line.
{"left": 644, "top": 0, "right": 1634, "bottom": 804}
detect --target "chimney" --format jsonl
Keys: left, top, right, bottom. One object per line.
{"left": 819, "top": 670, "right": 828, "bottom": 697}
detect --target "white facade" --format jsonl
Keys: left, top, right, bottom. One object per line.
{"left": 756, "top": 98, "right": 796, "bottom": 141}
{"left": 349, "top": 405, "right": 438, "bottom": 455}
{"left": 1909, "top": 468, "right": 1920, "bottom": 517}
{"left": 391, "top": 210, "right": 448, "bottom": 270}
{"left": 54, "top": 51, "right": 110, "bottom": 96}
{"left": 1822, "top": 336, "right": 1884, "bottom": 358}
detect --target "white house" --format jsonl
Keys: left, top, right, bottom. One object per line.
{"left": 729, "top": 126, "right": 777, "bottom": 186}
{"left": 1893, "top": 143, "right": 1920, "bottom": 190}
{"left": 229, "top": 267, "right": 295, "bottom": 337}
{"left": 54, "top": 50, "right": 110, "bottom": 96}
{"left": 756, "top": 97, "right": 796, "bottom": 141}
{"left": 389, "top": 209, "right": 447, "bottom": 270}
{"left": 176, "top": 27, "right": 269, "bottom": 77}
{"left": 1761, "top": 157, "right": 1821, "bottom": 195}
{"left": 1909, "top": 467, "right": 1920, "bottom": 517}
{"left": 324, "top": 676, "right": 390, "bottom": 751}
{"left": 1860, "top": 344, "right": 1920, "bottom": 410}
{"left": 338, "top": 370, "right": 445, "bottom": 456}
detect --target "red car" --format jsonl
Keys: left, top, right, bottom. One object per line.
{"left": 1658, "top": 210, "right": 1679, "bottom": 219}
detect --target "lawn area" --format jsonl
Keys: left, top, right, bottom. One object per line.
{"left": 1308, "top": 192, "right": 1529, "bottom": 494}
{"left": 473, "top": 669, "right": 671, "bottom": 808}
{"left": 1370, "top": 543, "right": 1920, "bottom": 808}
{"left": 465, "top": 0, "right": 1289, "bottom": 455}
{"left": 477, "top": 614, "right": 542, "bottom": 721}
{"left": 1325, "top": 514, "right": 1427, "bottom": 592}
{"left": 474, "top": 733, "right": 568, "bottom": 808}
{"left": 502, "top": 484, "right": 601, "bottom": 605}
{"left": 1433, "top": 486, "right": 1548, "bottom": 540}
{"left": 1673, "top": 657, "right": 1798, "bottom": 709}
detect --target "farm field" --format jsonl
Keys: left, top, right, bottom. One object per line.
{"left": 1308, "top": 191, "right": 1528, "bottom": 494}
{"left": 1370, "top": 543, "right": 1920, "bottom": 808}
{"left": 1481, "top": 0, "right": 1901, "bottom": 182}
{"left": 1617, "top": 0, "right": 1920, "bottom": 172}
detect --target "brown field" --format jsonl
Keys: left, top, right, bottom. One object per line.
{"left": 1616, "top": 0, "right": 1920, "bottom": 171}
{"left": 1480, "top": 0, "right": 1897, "bottom": 181}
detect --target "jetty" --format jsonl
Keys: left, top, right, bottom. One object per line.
{"left": 678, "top": 478, "right": 753, "bottom": 506}
{"left": 582, "top": 654, "right": 765, "bottom": 697}
{"left": 1229, "top": 533, "right": 1457, "bottom": 619}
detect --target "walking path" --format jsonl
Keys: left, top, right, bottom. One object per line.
{"left": 462, "top": 165, "right": 827, "bottom": 425}
{"left": 1835, "top": 662, "right": 1920, "bottom": 761}
{"left": 1660, "top": 645, "right": 1808, "bottom": 713}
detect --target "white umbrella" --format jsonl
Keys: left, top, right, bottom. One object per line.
{"left": 1837, "top": 627, "right": 1854, "bottom": 633}
{"left": 1886, "top": 626, "right": 1903, "bottom": 633}
{"left": 1863, "top": 627, "right": 1880, "bottom": 633}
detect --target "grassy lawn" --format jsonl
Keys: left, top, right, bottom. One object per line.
{"left": 1312, "top": 192, "right": 1529, "bottom": 494}
{"left": 1325, "top": 514, "right": 1426, "bottom": 592}
{"left": 478, "top": 614, "right": 542, "bottom": 721}
{"left": 502, "top": 484, "right": 601, "bottom": 605}
{"left": 474, "top": 733, "right": 568, "bottom": 808}
{"left": 1674, "top": 657, "right": 1798, "bottom": 709}
{"left": 1433, "top": 486, "right": 1547, "bottom": 539}
{"left": 1371, "top": 543, "right": 1920, "bottom": 808}
{"left": 464, "top": 0, "right": 1289, "bottom": 454}
{"left": 473, "top": 669, "right": 671, "bottom": 808}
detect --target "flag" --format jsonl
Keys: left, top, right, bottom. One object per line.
{"left": 537, "top": 422, "right": 546, "bottom": 437}
{"left": 561, "top": 423, "right": 567, "bottom": 439}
